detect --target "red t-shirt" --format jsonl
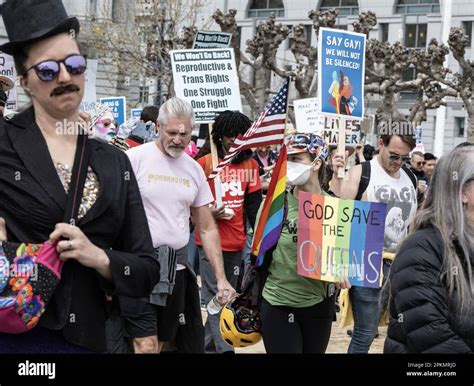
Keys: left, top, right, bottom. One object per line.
{"left": 195, "top": 154, "right": 262, "bottom": 252}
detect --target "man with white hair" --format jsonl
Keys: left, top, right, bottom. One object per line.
{"left": 122, "top": 97, "right": 236, "bottom": 353}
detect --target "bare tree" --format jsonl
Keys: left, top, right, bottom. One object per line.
{"left": 81, "top": 0, "right": 210, "bottom": 106}
{"left": 212, "top": 9, "right": 291, "bottom": 116}
{"left": 448, "top": 27, "right": 474, "bottom": 142}
{"left": 82, "top": 3, "right": 473, "bottom": 141}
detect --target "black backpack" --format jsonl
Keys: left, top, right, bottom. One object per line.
{"left": 355, "top": 161, "right": 417, "bottom": 201}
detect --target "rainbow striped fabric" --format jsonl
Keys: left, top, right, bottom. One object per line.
{"left": 251, "top": 144, "right": 287, "bottom": 267}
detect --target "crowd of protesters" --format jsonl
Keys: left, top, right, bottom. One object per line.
{"left": 0, "top": 0, "right": 472, "bottom": 355}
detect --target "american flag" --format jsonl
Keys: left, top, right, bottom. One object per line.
{"left": 208, "top": 79, "right": 289, "bottom": 179}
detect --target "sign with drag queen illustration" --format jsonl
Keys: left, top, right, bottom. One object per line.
{"left": 318, "top": 28, "right": 366, "bottom": 120}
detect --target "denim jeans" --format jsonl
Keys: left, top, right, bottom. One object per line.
{"left": 198, "top": 247, "right": 242, "bottom": 353}
{"left": 348, "top": 260, "right": 391, "bottom": 354}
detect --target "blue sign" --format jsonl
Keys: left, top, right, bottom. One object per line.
{"left": 131, "top": 108, "right": 143, "bottom": 121}
{"left": 318, "top": 28, "right": 366, "bottom": 120}
{"left": 415, "top": 126, "right": 422, "bottom": 145}
{"left": 99, "top": 97, "right": 127, "bottom": 126}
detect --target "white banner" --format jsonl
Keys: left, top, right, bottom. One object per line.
{"left": 293, "top": 98, "right": 326, "bottom": 134}
{"left": 171, "top": 48, "right": 242, "bottom": 123}
{"left": 80, "top": 59, "right": 98, "bottom": 115}
{"left": 0, "top": 52, "right": 17, "bottom": 110}
{"left": 322, "top": 116, "right": 361, "bottom": 146}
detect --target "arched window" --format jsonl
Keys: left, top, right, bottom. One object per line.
{"left": 248, "top": 0, "right": 285, "bottom": 18}
{"left": 396, "top": 0, "right": 440, "bottom": 14}
{"left": 319, "top": 0, "right": 359, "bottom": 16}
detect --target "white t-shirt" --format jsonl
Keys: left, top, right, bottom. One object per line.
{"left": 366, "top": 156, "right": 418, "bottom": 253}
{"left": 127, "top": 142, "right": 213, "bottom": 250}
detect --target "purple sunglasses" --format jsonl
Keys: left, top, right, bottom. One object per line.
{"left": 23, "top": 54, "right": 87, "bottom": 82}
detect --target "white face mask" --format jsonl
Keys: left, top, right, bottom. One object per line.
{"left": 286, "top": 161, "right": 313, "bottom": 186}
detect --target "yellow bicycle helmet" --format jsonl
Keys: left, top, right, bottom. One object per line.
{"left": 220, "top": 295, "right": 262, "bottom": 348}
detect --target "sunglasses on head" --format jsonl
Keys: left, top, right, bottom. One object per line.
{"left": 288, "top": 133, "right": 311, "bottom": 148}
{"left": 23, "top": 54, "right": 87, "bottom": 82}
{"left": 288, "top": 133, "right": 328, "bottom": 159}
{"left": 388, "top": 153, "right": 411, "bottom": 162}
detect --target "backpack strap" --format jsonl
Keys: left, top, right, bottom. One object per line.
{"left": 401, "top": 164, "right": 417, "bottom": 190}
{"left": 356, "top": 161, "right": 371, "bottom": 201}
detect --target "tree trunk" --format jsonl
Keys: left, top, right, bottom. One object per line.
{"left": 254, "top": 67, "right": 271, "bottom": 111}
{"left": 467, "top": 104, "right": 474, "bottom": 143}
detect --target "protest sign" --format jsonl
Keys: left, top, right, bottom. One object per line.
{"left": 193, "top": 31, "right": 232, "bottom": 49}
{"left": 412, "top": 126, "right": 425, "bottom": 153}
{"left": 293, "top": 98, "right": 325, "bottom": 134}
{"left": 99, "top": 96, "right": 127, "bottom": 126}
{"left": 80, "top": 59, "right": 98, "bottom": 115}
{"left": 318, "top": 28, "right": 366, "bottom": 120}
{"left": 0, "top": 52, "right": 17, "bottom": 110}
{"left": 170, "top": 48, "right": 242, "bottom": 123}
{"left": 322, "top": 116, "right": 361, "bottom": 146}
{"left": 297, "top": 191, "right": 387, "bottom": 288}
{"left": 131, "top": 108, "right": 143, "bottom": 121}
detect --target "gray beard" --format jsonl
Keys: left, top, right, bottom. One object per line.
{"left": 165, "top": 146, "right": 184, "bottom": 158}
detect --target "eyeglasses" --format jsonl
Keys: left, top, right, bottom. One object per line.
{"left": 388, "top": 153, "right": 411, "bottom": 162}
{"left": 23, "top": 54, "right": 87, "bottom": 82}
{"left": 415, "top": 161, "right": 426, "bottom": 166}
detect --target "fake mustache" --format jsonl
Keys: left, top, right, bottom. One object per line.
{"left": 50, "top": 84, "right": 80, "bottom": 97}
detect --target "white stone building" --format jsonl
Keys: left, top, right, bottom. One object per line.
{"left": 1, "top": 0, "right": 473, "bottom": 153}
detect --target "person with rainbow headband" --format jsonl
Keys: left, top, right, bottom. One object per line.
{"left": 255, "top": 133, "right": 351, "bottom": 353}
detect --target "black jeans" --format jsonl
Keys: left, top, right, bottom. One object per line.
{"left": 260, "top": 295, "right": 335, "bottom": 353}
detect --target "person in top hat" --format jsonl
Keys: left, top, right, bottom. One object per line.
{"left": 0, "top": 0, "right": 159, "bottom": 353}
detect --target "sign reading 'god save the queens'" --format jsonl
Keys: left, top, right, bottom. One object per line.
{"left": 297, "top": 192, "right": 387, "bottom": 288}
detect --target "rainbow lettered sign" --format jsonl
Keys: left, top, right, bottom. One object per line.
{"left": 297, "top": 192, "right": 387, "bottom": 288}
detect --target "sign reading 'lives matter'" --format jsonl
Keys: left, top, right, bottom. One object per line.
{"left": 171, "top": 48, "right": 242, "bottom": 123}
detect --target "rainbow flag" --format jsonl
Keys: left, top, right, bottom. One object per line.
{"left": 251, "top": 144, "right": 287, "bottom": 267}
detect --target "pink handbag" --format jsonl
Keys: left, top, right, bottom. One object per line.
{"left": 0, "top": 132, "right": 90, "bottom": 334}
{"left": 0, "top": 241, "right": 62, "bottom": 333}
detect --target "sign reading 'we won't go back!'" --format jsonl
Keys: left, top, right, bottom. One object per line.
{"left": 171, "top": 48, "right": 242, "bottom": 123}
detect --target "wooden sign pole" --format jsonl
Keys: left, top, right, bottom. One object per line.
{"left": 209, "top": 122, "right": 223, "bottom": 207}
{"left": 337, "top": 117, "right": 346, "bottom": 179}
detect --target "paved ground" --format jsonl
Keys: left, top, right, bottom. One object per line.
{"left": 202, "top": 310, "right": 386, "bottom": 354}
{"left": 197, "top": 276, "right": 386, "bottom": 354}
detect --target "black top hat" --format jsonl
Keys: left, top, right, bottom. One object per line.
{"left": 0, "top": 0, "right": 80, "bottom": 55}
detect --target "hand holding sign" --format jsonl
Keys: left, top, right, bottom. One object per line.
{"left": 335, "top": 277, "right": 351, "bottom": 290}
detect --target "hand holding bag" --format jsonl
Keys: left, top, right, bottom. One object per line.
{"left": 0, "top": 132, "right": 91, "bottom": 334}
